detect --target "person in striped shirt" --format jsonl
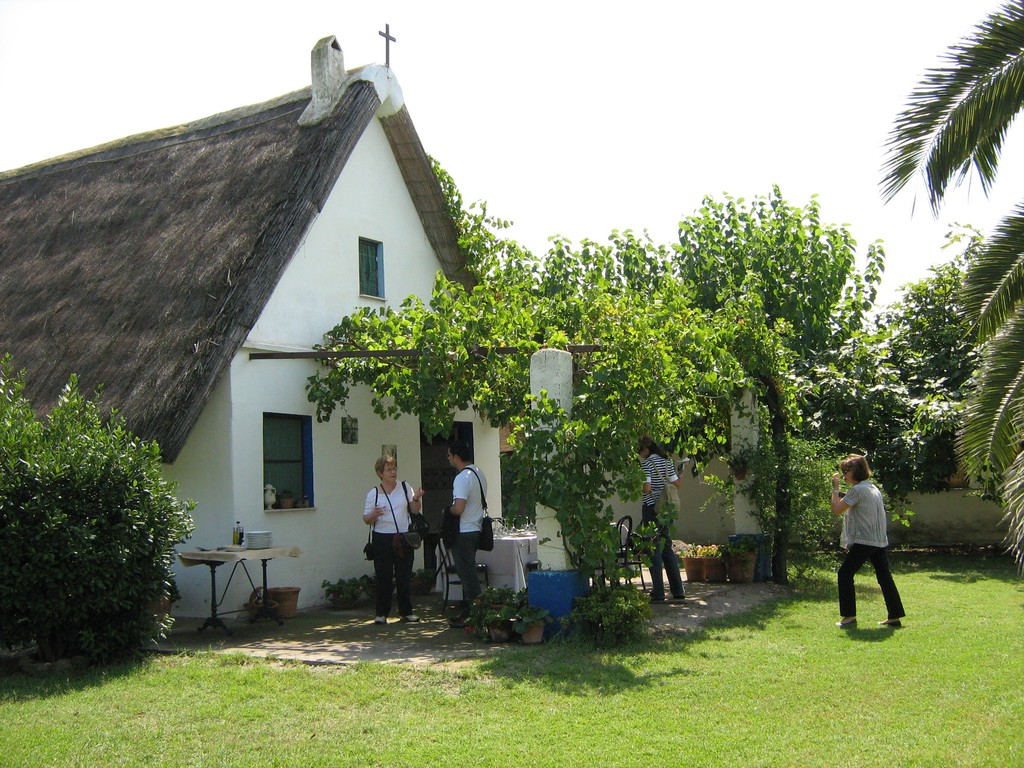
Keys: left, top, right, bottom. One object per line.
{"left": 639, "top": 436, "right": 685, "bottom": 601}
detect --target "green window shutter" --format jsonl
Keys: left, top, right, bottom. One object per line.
{"left": 359, "top": 238, "right": 383, "bottom": 297}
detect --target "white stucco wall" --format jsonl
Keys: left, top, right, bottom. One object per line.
{"left": 248, "top": 117, "right": 441, "bottom": 346}
{"left": 606, "top": 457, "right": 1007, "bottom": 550}
{"left": 166, "top": 112, "right": 503, "bottom": 618}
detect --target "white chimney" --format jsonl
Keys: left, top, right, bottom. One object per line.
{"left": 299, "top": 36, "right": 347, "bottom": 127}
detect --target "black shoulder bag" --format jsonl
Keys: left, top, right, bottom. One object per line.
{"left": 404, "top": 481, "right": 430, "bottom": 540}
{"left": 363, "top": 500, "right": 375, "bottom": 561}
{"left": 466, "top": 467, "right": 494, "bottom": 552}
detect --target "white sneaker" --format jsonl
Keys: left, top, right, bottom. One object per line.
{"left": 373, "top": 616, "right": 387, "bottom": 624}
{"left": 400, "top": 614, "right": 420, "bottom": 623}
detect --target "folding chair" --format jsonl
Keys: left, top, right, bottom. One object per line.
{"left": 616, "top": 515, "right": 647, "bottom": 591}
{"left": 436, "top": 538, "right": 489, "bottom": 614}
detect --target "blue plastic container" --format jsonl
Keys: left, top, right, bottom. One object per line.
{"left": 728, "top": 533, "right": 772, "bottom": 582}
{"left": 528, "top": 570, "right": 589, "bottom": 638}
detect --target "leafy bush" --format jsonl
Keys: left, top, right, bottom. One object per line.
{"left": 465, "top": 586, "right": 521, "bottom": 639}
{"left": 0, "top": 361, "right": 194, "bottom": 663}
{"left": 565, "top": 584, "right": 652, "bottom": 647}
{"left": 321, "top": 577, "right": 364, "bottom": 604}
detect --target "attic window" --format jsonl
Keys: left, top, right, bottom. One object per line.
{"left": 359, "top": 238, "right": 385, "bottom": 298}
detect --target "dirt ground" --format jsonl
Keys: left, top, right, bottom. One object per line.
{"left": 0, "top": 577, "right": 793, "bottom": 673}
{"left": 147, "top": 579, "right": 792, "bottom": 666}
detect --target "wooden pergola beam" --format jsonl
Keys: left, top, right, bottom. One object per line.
{"left": 249, "top": 345, "right": 601, "bottom": 361}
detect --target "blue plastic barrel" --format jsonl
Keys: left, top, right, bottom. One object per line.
{"left": 528, "top": 570, "right": 590, "bottom": 638}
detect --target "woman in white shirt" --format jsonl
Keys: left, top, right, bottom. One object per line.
{"left": 363, "top": 453, "right": 425, "bottom": 625}
{"left": 830, "top": 454, "right": 905, "bottom": 628}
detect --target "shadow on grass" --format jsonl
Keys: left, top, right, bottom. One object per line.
{"left": 475, "top": 590, "right": 802, "bottom": 695}
{"left": 0, "top": 653, "right": 154, "bottom": 703}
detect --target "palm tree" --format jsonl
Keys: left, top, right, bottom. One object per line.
{"left": 882, "top": 0, "right": 1024, "bottom": 566}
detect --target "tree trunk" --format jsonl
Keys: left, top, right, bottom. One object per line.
{"left": 761, "top": 376, "right": 791, "bottom": 585}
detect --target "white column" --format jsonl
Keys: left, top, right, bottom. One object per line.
{"left": 531, "top": 349, "right": 574, "bottom": 570}
{"left": 731, "top": 387, "right": 762, "bottom": 534}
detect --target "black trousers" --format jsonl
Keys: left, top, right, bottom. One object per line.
{"left": 373, "top": 531, "right": 414, "bottom": 618}
{"left": 422, "top": 532, "right": 441, "bottom": 573}
{"left": 837, "top": 543, "right": 905, "bottom": 620}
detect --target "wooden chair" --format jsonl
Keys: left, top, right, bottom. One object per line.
{"left": 436, "top": 539, "right": 489, "bottom": 614}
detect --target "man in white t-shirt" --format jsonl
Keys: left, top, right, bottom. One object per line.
{"left": 446, "top": 440, "right": 487, "bottom": 627}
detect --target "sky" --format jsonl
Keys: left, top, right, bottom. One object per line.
{"left": 0, "top": 0, "right": 1019, "bottom": 307}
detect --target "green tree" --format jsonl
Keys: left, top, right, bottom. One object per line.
{"left": 881, "top": 1, "right": 1024, "bottom": 565}
{"left": 0, "top": 359, "right": 194, "bottom": 663}
{"left": 803, "top": 230, "right": 981, "bottom": 499}
{"left": 672, "top": 187, "right": 884, "bottom": 582}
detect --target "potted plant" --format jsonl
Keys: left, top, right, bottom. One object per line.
{"left": 277, "top": 489, "right": 295, "bottom": 509}
{"left": 722, "top": 538, "right": 758, "bottom": 583}
{"left": 679, "top": 542, "right": 704, "bottom": 583}
{"left": 409, "top": 568, "right": 436, "bottom": 595}
{"left": 513, "top": 603, "right": 552, "bottom": 644}
{"left": 359, "top": 573, "right": 377, "bottom": 600}
{"left": 728, "top": 447, "right": 754, "bottom": 481}
{"left": 695, "top": 544, "right": 727, "bottom": 582}
{"left": 486, "top": 605, "right": 518, "bottom": 642}
{"left": 322, "top": 576, "right": 364, "bottom": 609}
{"left": 466, "top": 586, "right": 519, "bottom": 641}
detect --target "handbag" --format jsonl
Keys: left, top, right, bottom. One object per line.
{"left": 465, "top": 467, "right": 494, "bottom": 552}
{"left": 479, "top": 513, "right": 494, "bottom": 552}
{"left": 441, "top": 503, "right": 459, "bottom": 547}
{"left": 363, "top": 523, "right": 374, "bottom": 561}
{"left": 402, "top": 482, "right": 430, "bottom": 540}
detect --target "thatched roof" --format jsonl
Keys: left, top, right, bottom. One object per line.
{"left": 0, "top": 61, "right": 468, "bottom": 463}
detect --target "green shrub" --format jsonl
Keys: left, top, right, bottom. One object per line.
{"left": 465, "top": 586, "right": 521, "bottom": 640}
{"left": 0, "top": 360, "right": 194, "bottom": 663}
{"left": 565, "top": 583, "right": 652, "bottom": 647}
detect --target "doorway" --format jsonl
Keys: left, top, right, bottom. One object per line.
{"left": 418, "top": 421, "right": 472, "bottom": 571}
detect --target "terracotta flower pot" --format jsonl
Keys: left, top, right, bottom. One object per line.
{"left": 702, "top": 557, "right": 727, "bottom": 583}
{"left": 409, "top": 576, "right": 435, "bottom": 595}
{"left": 726, "top": 552, "right": 756, "bottom": 583}
{"left": 487, "top": 620, "right": 514, "bottom": 643}
{"left": 519, "top": 621, "right": 545, "bottom": 645}
{"left": 682, "top": 556, "right": 705, "bottom": 583}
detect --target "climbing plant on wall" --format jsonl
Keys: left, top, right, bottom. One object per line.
{"left": 306, "top": 165, "right": 742, "bottom": 576}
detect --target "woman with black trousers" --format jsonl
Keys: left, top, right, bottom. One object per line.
{"left": 831, "top": 454, "right": 905, "bottom": 628}
{"left": 363, "top": 453, "right": 425, "bottom": 625}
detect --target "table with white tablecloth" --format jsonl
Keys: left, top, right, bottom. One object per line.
{"left": 478, "top": 532, "right": 539, "bottom": 591}
{"left": 438, "top": 532, "right": 539, "bottom": 600}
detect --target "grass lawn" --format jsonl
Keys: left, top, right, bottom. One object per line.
{"left": 2, "top": 550, "right": 1021, "bottom": 767}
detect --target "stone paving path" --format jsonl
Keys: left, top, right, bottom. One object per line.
{"left": 153, "top": 580, "right": 790, "bottom": 666}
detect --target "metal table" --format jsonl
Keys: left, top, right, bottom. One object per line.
{"left": 178, "top": 546, "right": 301, "bottom": 634}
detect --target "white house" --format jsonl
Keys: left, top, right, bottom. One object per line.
{"left": 0, "top": 37, "right": 503, "bottom": 617}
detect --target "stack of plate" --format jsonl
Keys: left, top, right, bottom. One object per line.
{"left": 246, "top": 530, "right": 273, "bottom": 549}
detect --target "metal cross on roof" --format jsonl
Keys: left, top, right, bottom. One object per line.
{"left": 379, "top": 23, "right": 396, "bottom": 68}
